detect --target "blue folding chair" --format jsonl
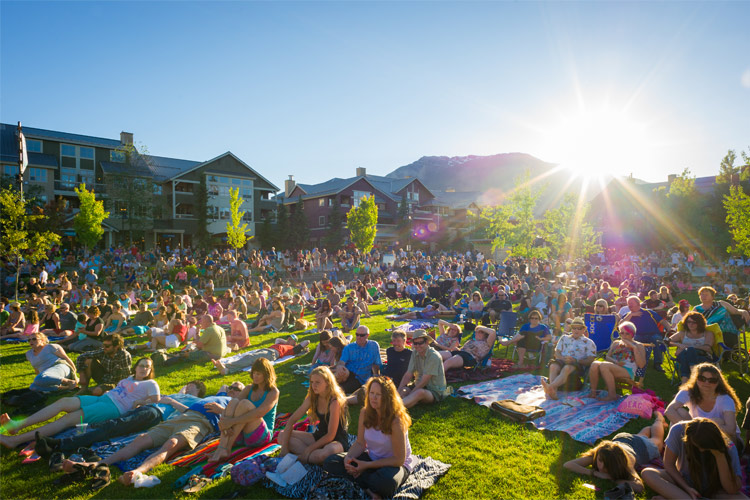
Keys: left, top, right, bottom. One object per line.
{"left": 584, "top": 313, "right": 618, "bottom": 353}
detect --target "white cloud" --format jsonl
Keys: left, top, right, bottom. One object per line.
{"left": 742, "top": 68, "right": 750, "bottom": 89}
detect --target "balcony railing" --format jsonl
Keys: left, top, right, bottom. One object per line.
{"left": 54, "top": 180, "right": 108, "bottom": 194}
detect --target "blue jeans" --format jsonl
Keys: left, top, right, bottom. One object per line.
{"left": 30, "top": 363, "right": 73, "bottom": 392}
{"left": 676, "top": 347, "right": 712, "bottom": 378}
{"left": 57, "top": 405, "right": 162, "bottom": 453}
{"left": 634, "top": 333, "right": 664, "bottom": 366}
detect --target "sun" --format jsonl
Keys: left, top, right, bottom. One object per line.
{"left": 543, "top": 107, "right": 652, "bottom": 180}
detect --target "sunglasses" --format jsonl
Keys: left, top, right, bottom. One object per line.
{"left": 571, "top": 326, "right": 586, "bottom": 331}
{"left": 697, "top": 375, "right": 719, "bottom": 384}
{"left": 412, "top": 340, "right": 427, "bottom": 346}
{"left": 229, "top": 385, "right": 243, "bottom": 391}
{"left": 355, "top": 333, "right": 367, "bottom": 337}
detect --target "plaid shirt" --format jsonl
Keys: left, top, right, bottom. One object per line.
{"left": 75, "top": 348, "right": 132, "bottom": 385}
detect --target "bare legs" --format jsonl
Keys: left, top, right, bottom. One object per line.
{"left": 281, "top": 430, "right": 343, "bottom": 465}
{"left": 208, "top": 398, "right": 263, "bottom": 463}
{"left": 541, "top": 363, "right": 577, "bottom": 400}
{"left": 0, "top": 397, "right": 83, "bottom": 448}
{"left": 588, "top": 361, "right": 631, "bottom": 401}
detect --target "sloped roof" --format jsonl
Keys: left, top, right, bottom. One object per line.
{"left": 0, "top": 123, "right": 21, "bottom": 164}
{"left": 147, "top": 155, "right": 201, "bottom": 182}
{"left": 21, "top": 125, "right": 122, "bottom": 148}
{"left": 289, "top": 174, "right": 433, "bottom": 204}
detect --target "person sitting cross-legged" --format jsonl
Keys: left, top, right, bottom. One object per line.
{"left": 397, "top": 330, "right": 451, "bottom": 409}
{"left": 541, "top": 317, "right": 596, "bottom": 400}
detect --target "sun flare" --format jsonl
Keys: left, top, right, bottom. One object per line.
{"left": 544, "top": 107, "right": 652, "bottom": 180}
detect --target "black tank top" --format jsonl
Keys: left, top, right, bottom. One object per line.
{"left": 312, "top": 407, "right": 349, "bottom": 450}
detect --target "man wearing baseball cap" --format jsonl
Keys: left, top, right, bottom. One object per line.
{"left": 541, "top": 317, "right": 596, "bottom": 400}
{"left": 397, "top": 330, "right": 450, "bottom": 409}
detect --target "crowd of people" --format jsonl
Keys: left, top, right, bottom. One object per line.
{"left": 1, "top": 243, "right": 750, "bottom": 499}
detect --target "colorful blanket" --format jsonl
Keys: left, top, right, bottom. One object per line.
{"left": 456, "top": 374, "right": 637, "bottom": 444}
{"left": 445, "top": 358, "right": 523, "bottom": 383}
{"left": 1, "top": 336, "right": 66, "bottom": 343}
{"left": 264, "top": 451, "right": 450, "bottom": 500}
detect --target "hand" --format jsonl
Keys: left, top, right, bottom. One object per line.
{"left": 204, "top": 402, "right": 224, "bottom": 414}
{"left": 160, "top": 396, "right": 174, "bottom": 405}
{"left": 686, "top": 486, "right": 700, "bottom": 500}
{"left": 564, "top": 356, "right": 574, "bottom": 364}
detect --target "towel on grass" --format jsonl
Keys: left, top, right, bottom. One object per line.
{"left": 215, "top": 347, "right": 307, "bottom": 372}
{"left": 445, "top": 358, "right": 523, "bottom": 383}
{"left": 264, "top": 452, "right": 450, "bottom": 500}
{"left": 456, "top": 373, "right": 637, "bottom": 445}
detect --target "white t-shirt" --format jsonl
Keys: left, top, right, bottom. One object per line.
{"left": 671, "top": 311, "right": 685, "bottom": 326}
{"left": 673, "top": 389, "right": 740, "bottom": 440}
{"left": 106, "top": 377, "right": 160, "bottom": 415}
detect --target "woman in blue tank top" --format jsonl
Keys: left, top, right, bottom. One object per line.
{"left": 208, "top": 357, "right": 279, "bottom": 464}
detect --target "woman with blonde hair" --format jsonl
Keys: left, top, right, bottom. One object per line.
{"left": 279, "top": 366, "right": 349, "bottom": 464}
{"left": 24, "top": 331, "right": 78, "bottom": 392}
{"left": 323, "top": 376, "right": 414, "bottom": 499}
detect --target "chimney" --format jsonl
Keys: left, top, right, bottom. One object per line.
{"left": 120, "top": 131, "right": 133, "bottom": 145}
{"left": 356, "top": 167, "right": 366, "bottom": 177}
{"left": 285, "top": 175, "right": 296, "bottom": 197}
{"left": 667, "top": 174, "right": 676, "bottom": 184}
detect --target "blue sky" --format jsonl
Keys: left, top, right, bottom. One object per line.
{"left": 1, "top": 1, "right": 748, "bottom": 189}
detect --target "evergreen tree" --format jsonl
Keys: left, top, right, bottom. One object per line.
{"left": 324, "top": 196, "right": 344, "bottom": 251}
{"left": 288, "top": 201, "right": 310, "bottom": 250}
{"left": 194, "top": 174, "right": 210, "bottom": 250}
{"left": 73, "top": 183, "right": 109, "bottom": 250}
{"left": 256, "top": 214, "right": 274, "bottom": 249}
{"left": 275, "top": 203, "right": 289, "bottom": 250}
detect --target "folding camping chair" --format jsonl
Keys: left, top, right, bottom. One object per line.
{"left": 584, "top": 313, "right": 618, "bottom": 354}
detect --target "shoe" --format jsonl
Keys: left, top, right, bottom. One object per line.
{"left": 34, "top": 432, "right": 60, "bottom": 459}
{"left": 78, "top": 447, "right": 101, "bottom": 462}
{"left": 48, "top": 451, "right": 65, "bottom": 473}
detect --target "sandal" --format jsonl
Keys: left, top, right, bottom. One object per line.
{"left": 182, "top": 475, "right": 211, "bottom": 493}
{"left": 90, "top": 463, "right": 110, "bottom": 490}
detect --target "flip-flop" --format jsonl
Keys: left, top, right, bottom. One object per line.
{"left": 22, "top": 453, "right": 42, "bottom": 464}
{"left": 19, "top": 441, "right": 36, "bottom": 457}
{"left": 90, "top": 464, "right": 110, "bottom": 490}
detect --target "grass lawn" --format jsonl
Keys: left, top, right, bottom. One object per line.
{"left": 1, "top": 299, "right": 749, "bottom": 499}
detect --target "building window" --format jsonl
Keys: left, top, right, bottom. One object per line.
{"left": 60, "top": 143, "right": 95, "bottom": 171}
{"left": 242, "top": 212, "right": 253, "bottom": 222}
{"left": 328, "top": 198, "right": 334, "bottom": 206}
{"left": 319, "top": 216, "right": 326, "bottom": 226}
{"left": 353, "top": 190, "right": 372, "bottom": 207}
{"left": 110, "top": 150, "right": 126, "bottom": 163}
{"left": 407, "top": 190, "right": 419, "bottom": 202}
{"left": 319, "top": 198, "right": 325, "bottom": 207}
{"left": 26, "top": 139, "right": 42, "bottom": 153}
{"left": 241, "top": 187, "right": 252, "bottom": 199}
{"left": 3, "top": 165, "right": 19, "bottom": 176}
{"left": 29, "top": 168, "right": 47, "bottom": 183}
{"left": 153, "top": 184, "right": 162, "bottom": 195}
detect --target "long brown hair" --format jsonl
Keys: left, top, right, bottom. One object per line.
{"left": 307, "top": 366, "right": 348, "bottom": 433}
{"left": 251, "top": 358, "right": 277, "bottom": 392}
{"left": 362, "top": 376, "right": 411, "bottom": 435}
{"left": 679, "top": 311, "right": 706, "bottom": 334}
{"left": 682, "top": 363, "right": 740, "bottom": 408}
{"left": 581, "top": 441, "right": 635, "bottom": 482}
{"left": 684, "top": 418, "right": 733, "bottom": 497}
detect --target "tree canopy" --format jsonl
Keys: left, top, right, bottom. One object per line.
{"left": 226, "top": 186, "right": 249, "bottom": 250}
{"left": 74, "top": 183, "right": 109, "bottom": 249}
{"left": 347, "top": 195, "right": 378, "bottom": 253}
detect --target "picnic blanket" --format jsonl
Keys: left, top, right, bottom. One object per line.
{"left": 445, "top": 358, "right": 523, "bottom": 383}
{"left": 456, "top": 374, "right": 637, "bottom": 444}
{"left": 264, "top": 450, "right": 450, "bottom": 500}
{"left": 391, "top": 320, "right": 438, "bottom": 333}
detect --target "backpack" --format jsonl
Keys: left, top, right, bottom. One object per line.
{"left": 490, "top": 399, "right": 545, "bottom": 422}
{"left": 231, "top": 455, "right": 274, "bottom": 487}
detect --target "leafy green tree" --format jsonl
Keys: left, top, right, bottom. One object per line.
{"left": 74, "top": 183, "right": 109, "bottom": 250}
{"left": 0, "top": 186, "right": 61, "bottom": 299}
{"left": 226, "top": 187, "right": 249, "bottom": 250}
{"left": 724, "top": 185, "right": 750, "bottom": 256}
{"left": 275, "top": 203, "right": 289, "bottom": 250}
{"left": 543, "top": 193, "right": 602, "bottom": 260}
{"left": 347, "top": 195, "right": 378, "bottom": 253}
{"left": 324, "top": 196, "right": 344, "bottom": 251}
{"left": 288, "top": 202, "right": 310, "bottom": 250}
{"left": 668, "top": 168, "right": 697, "bottom": 198}
{"left": 480, "top": 171, "right": 548, "bottom": 258}
{"left": 717, "top": 149, "right": 749, "bottom": 184}
{"left": 194, "top": 174, "right": 210, "bottom": 250}
{"left": 1, "top": 174, "right": 46, "bottom": 208}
